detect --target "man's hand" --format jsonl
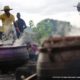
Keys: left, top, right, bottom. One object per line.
{"left": 16, "top": 27, "right": 20, "bottom": 33}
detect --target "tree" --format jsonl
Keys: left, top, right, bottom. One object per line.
{"left": 35, "top": 18, "right": 57, "bottom": 43}
{"left": 29, "top": 20, "right": 34, "bottom": 28}
{"left": 33, "top": 18, "right": 71, "bottom": 44}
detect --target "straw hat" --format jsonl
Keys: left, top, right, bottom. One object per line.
{"left": 1, "top": 6, "right": 13, "bottom": 11}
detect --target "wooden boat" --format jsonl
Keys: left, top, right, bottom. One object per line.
{"left": 0, "top": 45, "right": 29, "bottom": 72}
{"left": 37, "top": 36, "right": 80, "bottom": 79}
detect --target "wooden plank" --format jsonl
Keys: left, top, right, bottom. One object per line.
{"left": 24, "top": 73, "right": 37, "bottom": 80}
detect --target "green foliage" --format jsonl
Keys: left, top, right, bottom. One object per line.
{"left": 32, "top": 18, "right": 71, "bottom": 44}
{"left": 33, "top": 18, "right": 57, "bottom": 43}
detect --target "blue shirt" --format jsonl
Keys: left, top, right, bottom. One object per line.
{"left": 15, "top": 18, "right": 27, "bottom": 32}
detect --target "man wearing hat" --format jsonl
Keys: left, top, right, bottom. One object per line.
{"left": 0, "top": 5, "right": 16, "bottom": 40}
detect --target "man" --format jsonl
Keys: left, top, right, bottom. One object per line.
{"left": 0, "top": 5, "right": 15, "bottom": 40}
{"left": 14, "top": 13, "right": 27, "bottom": 38}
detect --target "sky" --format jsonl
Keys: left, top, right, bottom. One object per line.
{"left": 0, "top": 0, "right": 80, "bottom": 27}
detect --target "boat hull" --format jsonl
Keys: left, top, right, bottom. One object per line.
{"left": 0, "top": 46, "right": 29, "bottom": 72}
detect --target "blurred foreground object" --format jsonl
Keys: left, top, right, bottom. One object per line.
{"left": 37, "top": 36, "right": 80, "bottom": 80}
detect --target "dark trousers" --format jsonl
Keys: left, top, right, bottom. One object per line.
{"left": 16, "top": 32, "right": 20, "bottom": 38}
{"left": 0, "top": 32, "right": 3, "bottom": 40}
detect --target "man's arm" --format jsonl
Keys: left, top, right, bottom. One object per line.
{"left": 0, "top": 14, "right": 3, "bottom": 20}
{"left": 23, "top": 20, "right": 27, "bottom": 29}
{"left": 14, "top": 21, "right": 21, "bottom": 33}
